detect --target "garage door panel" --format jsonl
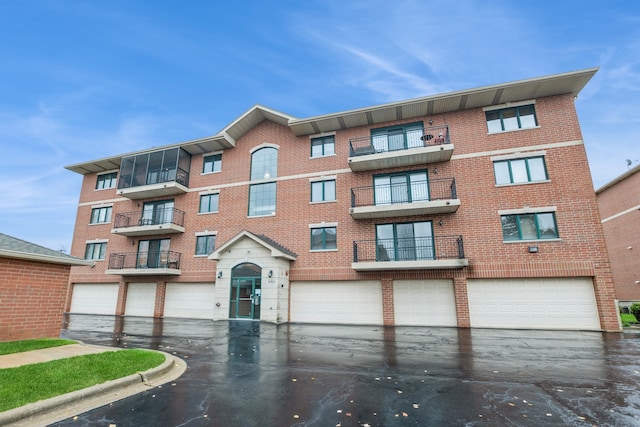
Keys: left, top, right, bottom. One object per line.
{"left": 70, "top": 284, "right": 119, "bottom": 315}
{"left": 291, "top": 281, "right": 383, "bottom": 325}
{"left": 164, "top": 283, "right": 215, "bottom": 319}
{"left": 467, "top": 278, "right": 600, "bottom": 330}
{"left": 125, "top": 283, "right": 157, "bottom": 317}
{"left": 394, "top": 280, "right": 457, "bottom": 327}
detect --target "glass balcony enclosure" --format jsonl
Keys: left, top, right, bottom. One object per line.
{"left": 117, "top": 148, "right": 191, "bottom": 199}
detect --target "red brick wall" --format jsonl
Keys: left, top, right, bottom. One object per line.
{"left": 597, "top": 170, "right": 640, "bottom": 302}
{"left": 67, "top": 93, "right": 619, "bottom": 330}
{"left": 0, "top": 258, "right": 71, "bottom": 341}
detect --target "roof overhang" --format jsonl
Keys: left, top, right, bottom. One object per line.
{"left": 65, "top": 105, "right": 294, "bottom": 175}
{"left": 0, "top": 250, "right": 94, "bottom": 267}
{"left": 209, "top": 230, "right": 296, "bottom": 261}
{"left": 288, "top": 67, "right": 599, "bottom": 136}
{"left": 65, "top": 68, "right": 598, "bottom": 174}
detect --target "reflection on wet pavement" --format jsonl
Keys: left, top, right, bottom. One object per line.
{"left": 54, "top": 315, "right": 640, "bottom": 426}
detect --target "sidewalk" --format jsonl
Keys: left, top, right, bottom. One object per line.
{"left": 0, "top": 343, "right": 187, "bottom": 427}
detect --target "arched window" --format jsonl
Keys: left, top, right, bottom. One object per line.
{"left": 248, "top": 147, "right": 278, "bottom": 216}
{"left": 250, "top": 147, "right": 278, "bottom": 180}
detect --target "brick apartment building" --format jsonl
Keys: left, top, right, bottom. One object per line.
{"left": 596, "top": 163, "right": 640, "bottom": 308}
{"left": 65, "top": 67, "right": 621, "bottom": 331}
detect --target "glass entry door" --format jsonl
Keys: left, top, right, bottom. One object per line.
{"left": 230, "top": 278, "right": 261, "bottom": 319}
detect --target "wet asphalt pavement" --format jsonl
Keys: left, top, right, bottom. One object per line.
{"left": 54, "top": 314, "right": 640, "bottom": 427}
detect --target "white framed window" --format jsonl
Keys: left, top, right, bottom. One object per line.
{"left": 203, "top": 153, "right": 222, "bottom": 174}
{"left": 195, "top": 233, "right": 216, "bottom": 256}
{"left": 199, "top": 193, "right": 219, "bottom": 214}
{"left": 485, "top": 102, "right": 538, "bottom": 133}
{"left": 95, "top": 172, "right": 117, "bottom": 190}
{"left": 493, "top": 155, "right": 548, "bottom": 185}
{"left": 90, "top": 206, "right": 112, "bottom": 224}
{"left": 311, "top": 179, "right": 336, "bottom": 203}
{"left": 84, "top": 241, "right": 107, "bottom": 260}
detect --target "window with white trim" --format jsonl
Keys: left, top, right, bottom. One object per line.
{"left": 203, "top": 154, "right": 222, "bottom": 173}
{"left": 311, "top": 179, "right": 336, "bottom": 203}
{"left": 90, "top": 206, "right": 112, "bottom": 224}
{"left": 486, "top": 104, "right": 537, "bottom": 133}
{"left": 195, "top": 234, "right": 216, "bottom": 256}
{"left": 494, "top": 156, "right": 548, "bottom": 185}
{"left": 96, "top": 172, "right": 117, "bottom": 190}
{"left": 85, "top": 242, "right": 107, "bottom": 260}
{"left": 310, "top": 226, "right": 337, "bottom": 250}
{"left": 501, "top": 212, "right": 558, "bottom": 241}
{"left": 200, "top": 193, "right": 219, "bottom": 213}
{"left": 311, "top": 135, "right": 335, "bottom": 157}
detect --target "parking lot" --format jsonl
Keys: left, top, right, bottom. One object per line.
{"left": 55, "top": 315, "right": 640, "bottom": 426}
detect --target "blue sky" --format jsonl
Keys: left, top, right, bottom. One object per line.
{"left": 1, "top": 1, "right": 639, "bottom": 252}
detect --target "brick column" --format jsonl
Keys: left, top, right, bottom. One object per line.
{"left": 154, "top": 281, "right": 167, "bottom": 318}
{"left": 453, "top": 276, "right": 470, "bottom": 328}
{"left": 381, "top": 278, "right": 395, "bottom": 326}
{"left": 115, "top": 281, "right": 127, "bottom": 316}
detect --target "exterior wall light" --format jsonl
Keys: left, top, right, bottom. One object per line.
{"left": 217, "top": 271, "right": 223, "bottom": 279}
{"left": 528, "top": 246, "right": 539, "bottom": 253}
{"left": 268, "top": 270, "right": 273, "bottom": 278}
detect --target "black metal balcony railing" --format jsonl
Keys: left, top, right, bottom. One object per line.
{"left": 353, "top": 236, "right": 464, "bottom": 263}
{"left": 113, "top": 208, "right": 186, "bottom": 229}
{"left": 351, "top": 177, "right": 457, "bottom": 208}
{"left": 349, "top": 124, "right": 450, "bottom": 157}
{"left": 118, "top": 167, "right": 190, "bottom": 190}
{"left": 108, "top": 251, "right": 182, "bottom": 270}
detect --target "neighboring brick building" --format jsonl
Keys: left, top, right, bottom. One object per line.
{"left": 65, "top": 67, "right": 621, "bottom": 331}
{"left": 0, "top": 233, "right": 92, "bottom": 341}
{"left": 596, "top": 164, "right": 640, "bottom": 308}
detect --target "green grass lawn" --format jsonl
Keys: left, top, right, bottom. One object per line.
{"left": 0, "top": 346, "right": 165, "bottom": 412}
{"left": 0, "top": 338, "right": 77, "bottom": 355}
{"left": 621, "top": 313, "right": 638, "bottom": 327}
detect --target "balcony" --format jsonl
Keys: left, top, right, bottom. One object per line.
{"left": 116, "top": 148, "right": 191, "bottom": 200}
{"left": 350, "top": 177, "right": 460, "bottom": 219}
{"left": 105, "top": 251, "right": 182, "bottom": 276}
{"left": 352, "top": 235, "right": 468, "bottom": 271}
{"left": 111, "top": 208, "right": 186, "bottom": 236}
{"left": 348, "top": 124, "right": 453, "bottom": 172}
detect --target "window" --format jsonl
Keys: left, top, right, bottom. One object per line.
{"left": 374, "top": 171, "right": 429, "bottom": 205}
{"left": 310, "top": 227, "right": 337, "bottom": 250}
{"left": 371, "top": 122, "right": 423, "bottom": 153}
{"left": 90, "top": 206, "right": 112, "bottom": 224}
{"left": 250, "top": 147, "right": 278, "bottom": 180}
{"left": 137, "top": 238, "right": 171, "bottom": 268}
{"left": 203, "top": 154, "right": 222, "bottom": 173}
{"left": 486, "top": 104, "right": 537, "bottom": 133}
{"left": 85, "top": 242, "right": 107, "bottom": 260}
{"left": 195, "top": 235, "right": 216, "bottom": 256}
{"left": 249, "top": 183, "right": 276, "bottom": 216}
{"left": 311, "top": 179, "right": 336, "bottom": 202}
{"left": 249, "top": 147, "right": 278, "bottom": 216}
{"left": 96, "top": 172, "right": 117, "bottom": 190}
{"left": 142, "top": 200, "right": 174, "bottom": 225}
{"left": 199, "top": 194, "right": 219, "bottom": 213}
{"left": 494, "top": 156, "right": 547, "bottom": 185}
{"left": 376, "top": 221, "right": 434, "bottom": 261}
{"left": 501, "top": 212, "right": 558, "bottom": 241}
{"left": 311, "top": 135, "right": 335, "bottom": 157}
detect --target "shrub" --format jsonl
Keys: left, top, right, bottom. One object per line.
{"left": 629, "top": 303, "right": 640, "bottom": 322}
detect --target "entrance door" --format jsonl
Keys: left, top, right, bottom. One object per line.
{"left": 229, "top": 263, "right": 262, "bottom": 319}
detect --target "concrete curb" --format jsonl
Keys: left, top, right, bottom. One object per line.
{"left": 0, "top": 350, "right": 187, "bottom": 427}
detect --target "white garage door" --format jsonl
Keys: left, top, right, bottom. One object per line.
{"left": 125, "top": 283, "right": 157, "bottom": 317}
{"left": 70, "top": 283, "right": 119, "bottom": 315}
{"left": 164, "top": 283, "right": 215, "bottom": 319}
{"left": 394, "top": 280, "right": 457, "bottom": 326}
{"left": 467, "top": 278, "right": 601, "bottom": 330}
{"left": 290, "top": 281, "right": 383, "bottom": 325}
